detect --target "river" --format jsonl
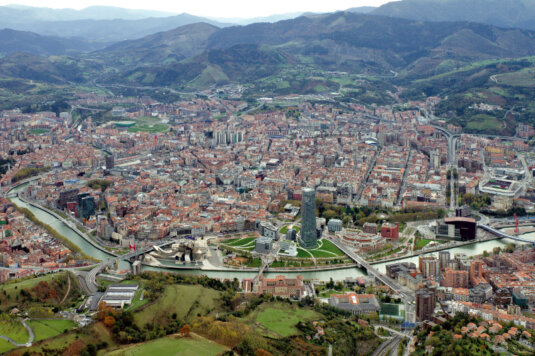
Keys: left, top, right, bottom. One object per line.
{"left": 7, "top": 183, "right": 535, "bottom": 281}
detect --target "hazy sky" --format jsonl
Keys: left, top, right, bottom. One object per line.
{"left": 0, "top": 1, "right": 393, "bottom": 18}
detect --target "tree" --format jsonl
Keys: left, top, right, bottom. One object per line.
{"left": 104, "top": 315, "right": 116, "bottom": 328}
{"left": 326, "top": 278, "right": 335, "bottom": 289}
{"left": 180, "top": 324, "right": 191, "bottom": 337}
{"left": 504, "top": 242, "right": 516, "bottom": 253}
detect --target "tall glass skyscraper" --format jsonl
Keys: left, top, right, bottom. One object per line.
{"left": 300, "top": 188, "right": 318, "bottom": 248}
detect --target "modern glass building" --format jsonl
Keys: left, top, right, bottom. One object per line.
{"left": 300, "top": 188, "right": 318, "bottom": 248}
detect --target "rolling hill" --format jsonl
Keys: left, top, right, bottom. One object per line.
{"left": 373, "top": 0, "right": 535, "bottom": 31}
{"left": 0, "top": 29, "right": 106, "bottom": 57}
{"left": 92, "top": 11, "right": 535, "bottom": 87}
{"left": 3, "top": 11, "right": 535, "bottom": 93}
{"left": 0, "top": 10, "right": 231, "bottom": 43}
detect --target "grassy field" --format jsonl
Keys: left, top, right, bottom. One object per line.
{"left": 18, "top": 321, "right": 114, "bottom": 356}
{"left": 0, "top": 273, "right": 62, "bottom": 297}
{"left": 27, "top": 319, "right": 77, "bottom": 342}
{"left": 497, "top": 68, "right": 535, "bottom": 87}
{"left": 105, "top": 334, "right": 228, "bottom": 356}
{"left": 465, "top": 114, "right": 503, "bottom": 134}
{"left": 0, "top": 272, "right": 80, "bottom": 311}
{"left": 134, "top": 285, "right": 221, "bottom": 327}
{"left": 0, "top": 338, "right": 14, "bottom": 354}
{"left": 0, "top": 318, "right": 29, "bottom": 344}
{"left": 250, "top": 303, "right": 321, "bottom": 338}
{"left": 125, "top": 116, "right": 169, "bottom": 134}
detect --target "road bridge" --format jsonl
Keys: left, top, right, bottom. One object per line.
{"left": 478, "top": 224, "right": 535, "bottom": 245}
{"left": 328, "top": 238, "right": 415, "bottom": 302}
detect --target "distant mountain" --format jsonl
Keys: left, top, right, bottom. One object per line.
{"left": 94, "top": 23, "right": 220, "bottom": 67}
{"left": 211, "top": 13, "right": 304, "bottom": 25}
{"left": 112, "top": 44, "right": 293, "bottom": 87}
{"left": 205, "top": 12, "right": 535, "bottom": 76}
{"left": 0, "top": 53, "right": 102, "bottom": 84}
{"left": 346, "top": 6, "right": 377, "bottom": 14}
{"left": 0, "top": 5, "right": 175, "bottom": 21}
{"left": 373, "top": 0, "right": 535, "bottom": 31}
{"left": 0, "top": 10, "right": 232, "bottom": 43}
{"left": 93, "top": 11, "right": 535, "bottom": 88}
{"left": 0, "top": 28, "right": 107, "bottom": 57}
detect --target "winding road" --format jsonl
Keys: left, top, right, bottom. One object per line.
{"left": 0, "top": 318, "right": 34, "bottom": 347}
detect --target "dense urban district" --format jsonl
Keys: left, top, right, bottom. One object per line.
{"left": 0, "top": 80, "right": 535, "bottom": 356}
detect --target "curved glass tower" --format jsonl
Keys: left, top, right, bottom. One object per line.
{"left": 300, "top": 188, "right": 318, "bottom": 248}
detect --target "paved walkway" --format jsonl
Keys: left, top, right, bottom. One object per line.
{"left": 0, "top": 318, "right": 34, "bottom": 347}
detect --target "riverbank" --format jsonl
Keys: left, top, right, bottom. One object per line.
{"left": 5, "top": 182, "right": 535, "bottom": 282}
{"left": 141, "top": 259, "right": 359, "bottom": 273}
{"left": 16, "top": 195, "right": 118, "bottom": 258}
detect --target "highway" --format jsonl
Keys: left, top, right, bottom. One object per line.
{"left": 373, "top": 335, "right": 403, "bottom": 356}
{"left": 431, "top": 125, "right": 459, "bottom": 210}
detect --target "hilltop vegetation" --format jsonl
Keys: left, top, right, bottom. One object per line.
{"left": 5, "top": 272, "right": 380, "bottom": 355}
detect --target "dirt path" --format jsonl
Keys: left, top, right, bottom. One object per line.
{"left": 60, "top": 274, "right": 71, "bottom": 305}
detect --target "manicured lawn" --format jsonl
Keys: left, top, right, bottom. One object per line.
{"left": 126, "top": 288, "right": 148, "bottom": 312}
{"left": 296, "top": 248, "right": 313, "bottom": 258}
{"left": 414, "top": 238, "right": 432, "bottom": 250}
{"left": 309, "top": 250, "right": 338, "bottom": 258}
{"left": 252, "top": 303, "right": 321, "bottom": 338}
{"left": 280, "top": 226, "right": 289, "bottom": 234}
{"left": 105, "top": 334, "right": 228, "bottom": 356}
{"left": 134, "top": 285, "right": 221, "bottom": 327}
{"left": 317, "top": 240, "right": 345, "bottom": 256}
{"left": 224, "top": 236, "right": 256, "bottom": 247}
{"left": 297, "top": 239, "right": 346, "bottom": 258}
{"left": 28, "top": 319, "right": 77, "bottom": 342}
{"left": 0, "top": 318, "right": 29, "bottom": 344}
{"left": 318, "top": 289, "right": 352, "bottom": 298}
